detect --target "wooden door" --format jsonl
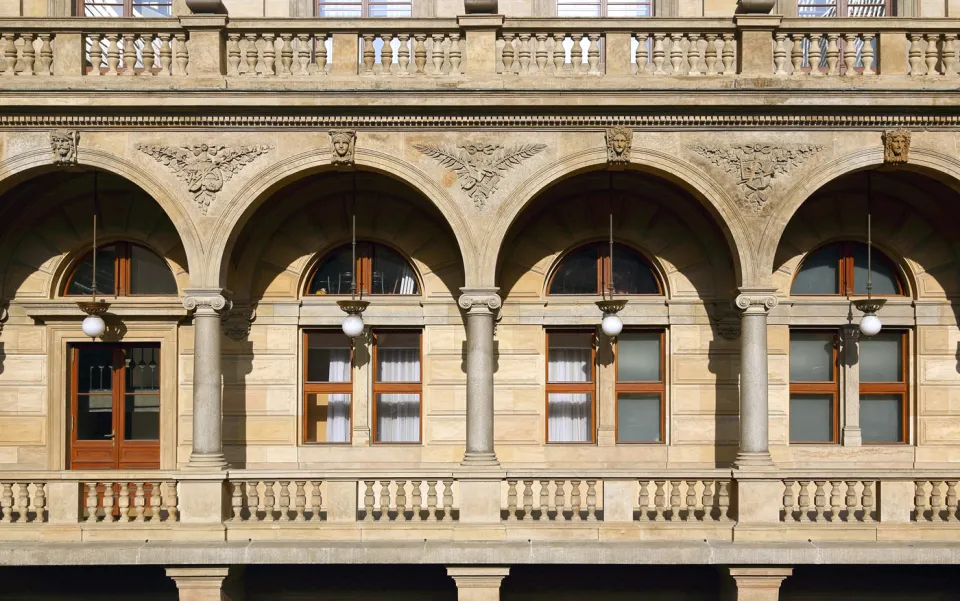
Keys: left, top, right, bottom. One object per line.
{"left": 70, "top": 344, "right": 161, "bottom": 470}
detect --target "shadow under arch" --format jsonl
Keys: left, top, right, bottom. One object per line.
{"left": 759, "top": 146, "right": 960, "bottom": 282}
{"left": 0, "top": 148, "right": 203, "bottom": 286}
{"left": 207, "top": 148, "right": 477, "bottom": 290}
{"left": 483, "top": 147, "right": 753, "bottom": 289}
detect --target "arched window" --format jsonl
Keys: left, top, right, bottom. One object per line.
{"left": 64, "top": 242, "right": 177, "bottom": 296}
{"left": 548, "top": 242, "right": 661, "bottom": 296}
{"left": 306, "top": 242, "right": 419, "bottom": 296}
{"left": 791, "top": 241, "right": 904, "bottom": 296}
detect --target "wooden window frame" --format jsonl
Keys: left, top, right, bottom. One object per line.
{"left": 789, "top": 329, "right": 840, "bottom": 444}
{"left": 546, "top": 241, "right": 663, "bottom": 297}
{"left": 790, "top": 241, "right": 905, "bottom": 297}
{"left": 545, "top": 329, "right": 597, "bottom": 444}
{"left": 306, "top": 241, "right": 420, "bottom": 297}
{"left": 796, "top": 0, "right": 893, "bottom": 16}
{"left": 302, "top": 330, "right": 354, "bottom": 445}
{"left": 371, "top": 329, "right": 423, "bottom": 445}
{"left": 317, "top": 0, "right": 413, "bottom": 17}
{"left": 63, "top": 241, "right": 176, "bottom": 298}
{"left": 859, "top": 330, "right": 909, "bottom": 445}
{"left": 556, "top": 0, "right": 655, "bottom": 16}
{"left": 614, "top": 329, "right": 666, "bottom": 444}
{"left": 78, "top": 0, "right": 174, "bottom": 17}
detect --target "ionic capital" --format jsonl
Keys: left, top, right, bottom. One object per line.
{"left": 458, "top": 287, "right": 502, "bottom": 314}
{"left": 734, "top": 290, "right": 778, "bottom": 315}
{"left": 182, "top": 289, "right": 232, "bottom": 315}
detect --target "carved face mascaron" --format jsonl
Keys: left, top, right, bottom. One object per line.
{"left": 329, "top": 130, "right": 357, "bottom": 166}
{"left": 50, "top": 130, "right": 79, "bottom": 165}
{"left": 612, "top": 133, "right": 628, "bottom": 156}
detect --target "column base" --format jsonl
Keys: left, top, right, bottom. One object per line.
{"left": 461, "top": 451, "right": 500, "bottom": 467}
{"left": 167, "top": 566, "right": 243, "bottom": 601}
{"left": 727, "top": 567, "right": 792, "bottom": 601}
{"left": 185, "top": 452, "right": 229, "bottom": 471}
{"left": 733, "top": 451, "right": 775, "bottom": 470}
{"left": 448, "top": 566, "right": 509, "bottom": 601}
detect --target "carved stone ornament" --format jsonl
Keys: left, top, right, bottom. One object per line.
{"left": 329, "top": 129, "right": 356, "bottom": 167}
{"left": 137, "top": 143, "right": 273, "bottom": 214}
{"left": 882, "top": 128, "right": 911, "bottom": 165}
{"left": 458, "top": 293, "right": 502, "bottom": 312}
{"left": 221, "top": 304, "right": 257, "bottom": 341}
{"left": 734, "top": 293, "right": 778, "bottom": 314}
{"left": 690, "top": 143, "right": 823, "bottom": 212}
{"left": 414, "top": 142, "right": 547, "bottom": 209}
{"left": 50, "top": 130, "right": 79, "bottom": 166}
{"left": 182, "top": 294, "right": 231, "bottom": 314}
{"left": 605, "top": 127, "right": 633, "bottom": 166}
{"left": 708, "top": 302, "right": 741, "bottom": 340}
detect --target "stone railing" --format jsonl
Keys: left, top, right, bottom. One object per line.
{"left": 503, "top": 478, "right": 600, "bottom": 521}
{"left": 636, "top": 478, "right": 732, "bottom": 522}
{"left": 82, "top": 479, "right": 179, "bottom": 523}
{"left": 0, "top": 480, "right": 46, "bottom": 523}
{"left": 914, "top": 479, "right": 960, "bottom": 521}
{"left": 230, "top": 479, "right": 324, "bottom": 522}
{"left": 781, "top": 478, "right": 877, "bottom": 523}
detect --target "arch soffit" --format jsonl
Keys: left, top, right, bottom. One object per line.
{"left": 760, "top": 146, "right": 960, "bottom": 282}
{"left": 207, "top": 148, "right": 477, "bottom": 290}
{"left": 483, "top": 148, "right": 752, "bottom": 289}
{"left": 0, "top": 148, "right": 203, "bottom": 288}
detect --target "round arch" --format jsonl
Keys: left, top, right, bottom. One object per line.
{"left": 542, "top": 238, "right": 668, "bottom": 298}
{"left": 207, "top": 147, "right": 477, "bottom": 290}
{"left": 0, "top": 147, "right": 204, "bottom": 287}
{"left": 482, "top": 147, "right": 753, "bottom": 288}
{"left": 758, "top": 146, "right": 960, "bottom": 282}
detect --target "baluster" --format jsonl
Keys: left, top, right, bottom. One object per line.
{"left": 499, "top": 32, "right": 514, "bottom": 74}
{"left": 411, "top": 480, "right": 422, "bottom": 521}
{"left": 142, "top": 33, "right": 157, "bottom": 75}
{"left": 569, "top": 33, "right": 584, "bottom": 73}
{"left": 684, "top": 480, "right": 697, "bottom": 521}
{"left": 718, "top": 481, "right": 731, "bottom": 521}
{"left": 722, "top": 33, "right": 736, "bottom": 74}
{"left": 774, "top": 32, "right": 787, "bottom": 76}
{"left": 946, "top": 481, "right": 958, "bottom": 522}
{"left": 133, "top": 483, "right": 146, "bottom": 522}
{"left": 638, "top": 480, "right": 650, "bottom": 520}
{"left": 309, "top": 481, "right": 322, "bottom": 521}
{"left": 702, "top": 481, "right": 715, "bottom": 521}
{"left": 379, "top": 480, "right": 391, "bottom": 521}
{"left": 909, "top": 33, "right": 923, "bottom": 76}
{"left": 165, "top": 481, "right": 178, "bottom": 522}
{"left": 397, "top": 33, "right": 411, "bottom": 75}
{"left": 149, "top": 483, "right": 161, "bottom": 522}
{"left": 426, "top": 480, "right": 438, "bottom": 522}
{"left": 246, "top": 481, "right": 260, "bottom": 521}
{"left": 653, "top": 480, "right": 666, "bottom": 521}
{"left": 825, "top": 33, "right": 839, "bottom": 76}
{"left": 688, "top": 34, "right": 704, "bottom": 76}
{"left": 244, "top": 34, "right": 259, "bottom": 77}
{"left": 263, "top": 481, "right": 276, "bottom": 522}
{"left": 703, "top": 33, "right": 717, "bottom": 76}
{"left": 636, "top": 33, "right": 649, "bottom": 75}
{"left": 586, "top": 480, "right": 597, "bottom": 522}
{"left": 845, "top": 480, "right": 858, "bottom": 522}
{"left": 669, "top": 33, "right": 684, "bottom": 75}
{"left": 534, "top": 33, "right": 547, "bottom": 75}
{"left": 361, "top": 33, "right": 375, "bottom": 75}
{"left": 278, "top": 481, "right": 291, "bottom": 521}
{"left": 587, "top": 33, "right": 600, "bottom": 74}
{"left": 173, "top": 33, "right": 187, "bottom": 76}
{"left": 442, "top": 479, "right": 454, "bottom": 521}
{"left": 294, "top": 34, "right": 308, "bottom": 76}
{"left": 915, "top": 481, "right": 927, "bottom": 521}
{"left": 20, "top": 33, "right": 36, "bottom": 76}
{"left": 395, "top": 480, "right": 408, "bottom": 521}
{"left": 931, "top": 480, "right": 943, "bottom": 521}
{"left": 797, "top": 481, "right": 810, "bottom": 522}
{"left": 554, "top": 480, "right": 567, "bottom": 521}
{"left": 652, "top": 33, "right": 666, "bottom": 75}
{"left": 381, "top": 33, "right": 394, "bottom": 75}
{"left": 121, "top": 32, "right": 137, "bottom": 75}
{"left": 0, "top": 483, "right": 12, "bottom": 522}
{"left": 552, "top": 33, "right": 564, "bottom": 75}
{"left": 313, "top": 33, "right": 327, "bottom": 75}
{"left": 1, "top": 33, "right": 17, "bottom": 76}
{"left": 862, "top": 481, "right": 875, "bottom": 522}
{"left": 118, "top": 483, "right": 131, "bottom": 522}
{"left": 278, "top": 33, "right": 293, "bottom": 77}
{"left": 862, "top": 33, "right": 876, "bottom": 76}
{"left": 517, "top": 32, "right": 531, "bottom": 75}
{"left": 570, "top": 480, "right": 582, "bottom": 521}
{"left": 414, "top": 33, "right": 427, "bottom": 74}
{"left": 790, "top": 34, "right": 804, "bottom": 75}
{"left": 14, "top": 483, "right": 28, "bottom": 523}
{"left": 925, "top": 33, "right": 940, "bottom": 76}
{"left": 829, "top": 481, "right": 843, "bottom": 522}
{"left": 944, "top": 34, "right": 958, "bottom": 77}
{"left": 37, "top": 33, "right": 52, "bottom": 76}
{"left": 82, "top": 483, "right": 98, "bottom": 523}
{"left": 809, "top": 33, "right": 823, "bottom": 76}
{"left": 158, "top": 33, "right": 172, "bottom": 76}
{"left": 230, "top": 482, "right": 243, "bottom": 521}
{"left": 448, "top": 33, "right": 461, "bottom": 74}
{"left": 431, "top": 33, "right": 445, "bottom": 75}
{"left": 842, "top": 33, "right": 857, "bottom": 76}
{"left": 522, "top": 480, "right": 534, "bottom": 521}
{"left": 363, "top": 481, "right": 376, "bottom": 522}
{"left": 813, "top": 481, "right": 826, "bottom": 521}
{"left": 668, "top": 480, "right": 681, "bottom": 521}
{"left": 506, "top": 480, "right": 518, "bottom": 521}
{"left": 34, "top": 483, "right": 46, "bottom": 522}
{"left": 226, "top": 33, "right": 241, "bottom": 75}
{"left": 261, "top": 33, "right": 276, "bottom": 76}
{"left": 782, "top": 481, "right": 795, "bottom": 522}
{"left": 102, "top": 33, "right": 119, "bottom": 75}
{"left": 539, "top": 479, "right": 551, "bottom": 521}
{"left": 102, "top": 484, "right": 116, "bottom": 524}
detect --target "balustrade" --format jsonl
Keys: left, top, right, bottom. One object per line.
{"left": 0, "top": 31, "right": 50, "bottom": 76}
{"left": 776, "top": 30, "right": 877, "bottom": 76}
{"left": 498, "top": 31, "right": 602, "bottom": 76}
{"left": 360, "top": 31, "right": 462, "bottom": 76}
{"left": 82, "top": 481, "right": 178, "bottom": 524}
{"left": 913, "top": 480, "right": 960, "bottom": 521}
{"left": 906, "top": 33, "right": 960, "bottom": 76}
{"left": 0, "top": 482, "right": 46, "bottom": 523}
{"left": 781, "top": 479, "right": 876, "bottom": 523}
{"left": 504, "top": 479, "right": 600, "bottom": 521}
{"left": 226, "top": 31, "right": 330, "bottom": 77}
{"left": 231, "top": 480, "right": 324, "bottom": 522}
{"left": 634, "top": 31, "right": 735, "bottom": 76}
{"left": 361, "top": 479, "right": 456, "bottom": 522}
{"left": 636, "top": 479, "right": 731, "bottom": 522}
{"left": 84, "top": 28, "right": 187, "bottom": 76}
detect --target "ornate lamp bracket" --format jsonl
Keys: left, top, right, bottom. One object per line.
{"left": 337, "top": 299, "right": 370, "bottom": 315}
{"left": 853, "top": 298, "right": 887, "bottom": 315}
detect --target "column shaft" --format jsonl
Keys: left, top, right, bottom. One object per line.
{"left": 184, "top": 291, "right": 229, "bottom": 470}
{"left": 459, "top": 288, "right": 500, "bottom": 466}
{"left": 735, "top": 292, "right": 776, "bottom": 468}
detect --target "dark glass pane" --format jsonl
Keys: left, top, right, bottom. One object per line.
{"left": 77, "top": 394, "right": 113, "bottom": 440}
{"left": 617, "top": 393, "right": 661, "bottom": 442}
{"left": 124, "top": 394, "right": 159, "bottom": 440}
{"left": 78, "top": 347, "right": 115, "bottom": 393}
{"left": 618, "top": 332, "right": 660, "bottom": 382}
{"left": 549, "top": 246, "right": 598, "bottom": 295}
{"left": 852, "top": 243, "right": 900, "bottom": 295}
{"left": 371, "top": 245, "right": 419, "bottom": 295}
{"left": 306, "top": 332, "right": 352, "bottom": 383}
{"left": 66, "top": 245, "right": 116, "bottom": 296}
{"left": 790, "top": 394, "right": 834, "bottom": 443}
{"left": 124, "top": 347, "right": 160, "bottom": 392}
{"left": 790, "top": 332, "right": 835, "bottom": 382}
{"left": 791, "top": 243, "right": 840, "bottom": 295}
{"left": 861, "top": 394, "right": 903, "bottom": 443}
{"left": 129, "top": 245, "right": 177, "bottom": 295}
{"left": 612, "top": 244, "right": 660, "bottom": 294}
{"left": 860, "top": 332, "right": 902, "bottom": 383}
{"left": 307, "top": 246, "right": 354, "bottom": 295}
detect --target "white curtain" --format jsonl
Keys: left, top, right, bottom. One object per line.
{"left": 397, "top": 262, "right": 416, "bottom": 295}
{"left": 377, "top": 347, "right": 420, "bottom": 442}
{"left": 326, "top": 349, "right": 352, "bottom": 443}
{"left": 548, "top": 347, "right": 591, "bottom": 442}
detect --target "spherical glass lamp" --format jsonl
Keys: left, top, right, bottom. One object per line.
{"left": 81, "top": 314, "right": 106, "bottom": 338}
{"left": 337, "top": 299, "right": 370, "bottom": 339}
{"left": 601, "top": 313, "right": 623, "bottom": 337}
{"left": 853, "top": 299, "right": 886, "bottom": 338}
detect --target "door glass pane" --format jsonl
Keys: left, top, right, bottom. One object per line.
{"left": 611, "top": 245, "right": 660, "bottom": 295}
{"left": 860, "top": 332, "right": 902, "bottom": 382}
{"left": 124, "top": 395, "right": 159, "bottom": 440}
{"left": 307, "top": 332, "right": 352, "bottom": 383}
{"left": 791, "top": 243, "right": 840, "bottom": 294}
{"left": 548, "top": 393, "right": 592, "bottom": 442}
{"left": 790, "top": 332, "right": 835, "bottom": 382}
{"left": 78, "top": 347, "right": 114, "bottom": 393}
{"left": 852, "top": 243, "right": 899, "bottom": 295}
{"left": 376, "top": 332, "right": 420, "bottom": 383}
{"left": 306, "top": 392, "right": 352, "bottom": 443}
{"left": 129, "top": 245, "right": 177, "bottom": 295}
{"left": 549, "top": 246, "right": 598, "bottom": 295}
{"left": 371, "top": 245, "right": 419, "bottom": 295}
{"left": 617, "top": 393, "right": 661, "bottom": 442}
{"left": 77, "top": 394, "right": 113, "bottom": 440}
{"left": 617, "top": 332, "right": 660, "bottom": 382}
{"left": 124, "top": 347, "right": 160, "bottom": 392}
{"left": 790, "top": 394, "right": 834, "bottom": 442}
{"left": 66, "top": 245, "right": 116, "bottom": 296}
{"left": 308, "top": 246, "right": 353, "bottom": 295}
{"left": 548, "top": 332, "right": 592, "bottom": 383}
{"left": 376, "top": 394, "right": 420, "bottom": 443}
{"left": 861, "top": 394, "right": 903, "bottom": 443}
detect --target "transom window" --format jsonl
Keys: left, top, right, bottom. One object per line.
{"left": 64, "top": 242, "right": 178, "bottom": 297}
{"left": 80, "top": 0, "right": 173, "bottom": 17}
{"left": 318, "top": 0, "right": 411, "bottom": 17}
{"left": 557, "top": 0, "right": 653, "bottom": 17}
{"left": 797, "top": 0, "right": 891, "bottom": 17}
{"left": 548, "top": 242, "right": 661, "bottom": 296}
{"left": 791, "top": 241, "right": 904, "bottom": 296}
{"left": 306, "top": 242, "right": 419, "bottom": 296}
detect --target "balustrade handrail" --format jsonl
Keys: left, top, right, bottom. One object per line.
{"left": 0, "top": 17, "right": 185, "bottom": 31}
{"left": 501, "top": 17, "right": 736, "bottom": 32}
{"left": 0, "top": 470, "right": 180, "bottom": 481}
{"left": 225, "top": 17, "right": 461, "bottom": 32}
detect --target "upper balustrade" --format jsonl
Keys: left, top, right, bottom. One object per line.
{"left": 1, "top": 15, "right": 960, "bottom": 94}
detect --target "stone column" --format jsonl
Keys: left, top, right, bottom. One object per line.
{"left": 458, "top": 288, "right": 501, "bottom": 467}
{"left": 183, "top": 290, "right": 230, "bottom": 470}
{"left": 727, "top": 567, "right": 792, "bottom": 601}
{"left": 840, "top": 324, "right": 862, "bottom": 447}
{"left": 448, "top": 567, "right": 509, "bottom": 601}
{"left": 167, "top": 567, "right": 242, "bottom": 601}
{"left": 734, "top": 290, "right": 777, "bottom": 468}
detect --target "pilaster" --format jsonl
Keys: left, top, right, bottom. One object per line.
{"left": 734, "top": 15, "right": 782, "bottom": 77}
{"left": 458, "top": 15, "right": 504, "bottom": 75}
{"left": 447, "top": 566, "right": 509, "bottom": 601}
{"left": 840, "top": 324, "right": 862, "bottom": 446}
